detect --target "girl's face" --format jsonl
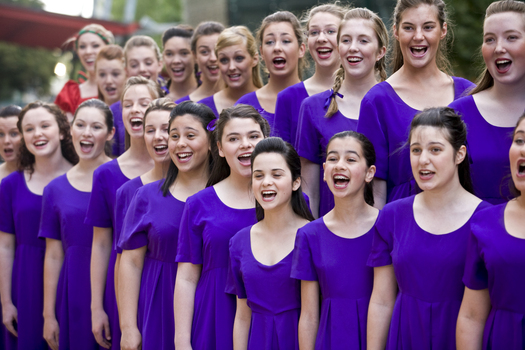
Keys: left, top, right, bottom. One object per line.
{"left": 394, "top": 4, "right": 447, "bottom": 70}
{"left": 323, "top": 137, "right": 375, "bottom": 198}
{"left": 307, "top": 12, "right": 342, "bottom": 69}
{"left": 482, "top": 11, "right": 525, "bottom": 87}
{"left": 218, "top": 44, "right": 258, "bottom": 89}
{"left": 122, "top": 85, "right": 155, "bottom": 139}
{"left": 77, "top": 32, "right": 106, "bottom": 75}
{"left": 339, "top": 18, "right": 385, "bottom": 80}
{"left": 509, "top": 118, "right": 525, "bottom": 193}
{"left": 168, "top": 114, "right": 210, "bottom": 174}
{"left": 260, "top": 21, "right": 305, "bottom": 78}
{"left": 252, "top": 152, "right": 300, "bottom": 212}
{"left": 0, "top": 116, "right": 21, "bottom": 163}
{"left": 126, "top": 46, "right": 163, "bottom": 81}
{"left": 71, "top": 107, "right": 114, "bottom": 160}
{"left": 96, "top": 58, "right": 126, "bottom": 105}
{"left": 143, "top": 110, "right": 170, "bottom": 164}
{"left": 409, "top": 126, "right": 466, "bottom": 192}
{"left": 195, "top": 34, "right": 221, "bottom": 84}
{"left": 21, "top": 107, "right": 62, "bottom": 159}
{"left": 218, "top": 118, "right": 264, "bottom": 178}
{"left": 163, "top": 36, "right": 195, "bottom": 84}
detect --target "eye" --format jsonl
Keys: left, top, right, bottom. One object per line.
{"left": 0, "top": 132, "right": 4, "bottom": 137}
{"left": 283, "top": 39, "right": 292, "bottom": 44}
{"left": 250, "top": 134, "right": 261, "bottom": 140}
{"left": 360, "top": 39, "right": 369, "bottom": 44}
{"left": 220, "top": 57, "right": 229, "bottom": 64}
{"left": 309, "top": 30, "right": 320, "bottom": 37}
{"left": 25, "top": 127, "right": 33, "bottom": 132}
{"left": 484, "top": 37, "right": 495, "bottom": 44}
{"left": 508, "top": 35, "right": 518, "bottom": 41}
{"left": 187, "top": 133, "right": 195, "bottom": 139}
{"left": 514, "top": 137, "right": 524, "bottom": 145}
{"left": 75, "top": 122, "right": 84, "bottom": 128}
{"left": 93, "top": 125, "right": 103, "bottom": 130}
{"left": 254, "top": 174, "right": 263, "bottom": 179}
{"left": 403, "top": 26, "right": 413, "bottom": 31}
{"left": 98, "top": 72, "right": 106, "bottom": 78}
{"left": 411, "top": 147, "right": 421, "bottom": 154}
{"left": 327, "top": 29, "right": 337, "bottom": 35}
{"left": 235, "top": 56, "right": 245, "bottom": 62}
{"left": 229, "top": 136, "right": 238, "bottom": 142}
{"left": 265, "top": 40, "right": 275, "bottom": 45}
{"left": 431, "top": 147, "right": 442, "bottom": 153}
{"left": 327, "top": 156, "right": 337, "bottom": 162}
{"left": 171, "top": 133, "right": 179, "bottom": 140}
{"left": 347, "top": 157, "right": 356, "bottom": 163}
{"left": 93, "top": 44, "right": 100, "bottom": 49}
{"left": 200, "top": 49, "right": 209, "bottom": 55}
{"left": 10, "top": 131, "right": 19, "bottom": 137}
{"left": 424, "top": 25, "right": 435, "bottom": 30}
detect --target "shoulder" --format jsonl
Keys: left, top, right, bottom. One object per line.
{"left": 452, "top": 76, "right": 475, "bottom": 96}
{"left": 231, "top": 225, "right": 252, "bottom": 247}
{"left": 117, "top": 176, "right": 143, "bottom": 199}
{"left": 236, "top": 91, "right": 256, "bottom": 104}
{"left": 110, "top": 101, "right": 121, "bottom": 112}
{"left": 448, "top": 95, "right": 474, "bottom": 114}
{"left": 381, "top": 196, "right": 414, "bottom": 218}
{"left": 59, "top": 80, "right": 80, "bottom": 94}
{"left": 1, "top": 170, "right": 23, "bottom": 188}
{"left": 44, "top": 174, "right": 68, "bottom": 194}
{"left": 186, "top": 186, "right": 217, "bottom": 206}
{"left": 197, "top": 95, "right": 213, "bottom": 104}
{"left": 471, "top": 203, "right": 505, "bottom": 238}
{"left": 176, "top": 95, "right": 191, "bottom": 103}
{"left": 362, "top": 81, "right": 394, "bottom": 101}
{"left": 94, "top": 159, "right": 120, "bottom": 177}
{"left": 278, "top": 82, "right": 307, "bottom": 100}
{"left": 297, "top": 217, "right": 325, "bottom": 237}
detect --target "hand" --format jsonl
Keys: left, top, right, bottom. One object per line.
{"left": 121, "top": 327, "right": 142, "bottom": 350}
{"left": 92, "top": 308, "right": 111, "bottom": 349}
{"left": 43, "top": 317, "right": 60, "bottom": 350}
{"left": 2, "top": 303, "right": 18, "bottom": 337}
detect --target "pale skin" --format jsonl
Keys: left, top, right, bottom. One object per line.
{"left": 0, "top": 115, "right": 21, "bottom": 180}
{"left": 189, "top": 33, "right": 225, "bottom": 102}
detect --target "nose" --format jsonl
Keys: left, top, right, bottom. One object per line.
{"left": 317, "top": 30, "right": 328, "bottom": 42}
{"left": 240, "top": 136, "right": 252, "bottom": 149}
{"left": 413, "top": 27, "right": 424, "bottom": 41}
{"left": 176, "top": 136, "right": 187, "bottom": 148}
{"left": 419, "top": 149, "right": 430, "bottom": 165}
{"left": 210, "top": 50, "right": 217, "bottom": 62}
{"left": 262, "top": 174, "right": 273, "bottom": 186}
{"left": 495, "top": 38, "right": 507, "bottom": 54}
{"left": 83, "top": 125, "right": 93, "bottom": 137}
{"left": 139, "top": 62, "right": 147, "bottom": 73}
{"left": 274, "top": 40, "right": 282, "bottom": 52}
{"left": 155, "top": 128, "right": 166, "bottom": 140}
{"left": 228, "top": 59, "right": 236, "bottom": 71}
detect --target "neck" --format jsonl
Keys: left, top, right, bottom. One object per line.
{"left": 225, "top": 82, "right": 258, "bottom": 101}
{"left": 515, "top": 194, "right": 525, "bottom": 209}
{"left": 170, "top": 77, "right": 198, "bottom": 97}
{"left": 398, "top": 61, "right": 443, "bottom": 82}
{"left": 417, "top": 177, "right": 466, "bottom": 210}
{"left": 308, "top": 63, "right": 340, "bottom": 89}
{"left": 490, "top": 79, "right": 525, "bottom": 103}
{"left": 265, "top": 72, "right": 301, "bottom": 94}
{"left": 260, "top": 201, "right": 299, "bottom": 234}
{"left": 173, "top": 164, "right": 209, "bottom": 191}
{"left": 86, "top": 71, "right": 97, "bottom": 84}
{"left": 341, "top": 70, "right": 378, "bottom": 100}
{"left": 4, "top": 160, "right": 17, "bottom": 174}
{"left": 33, "top": 150, "right": 70, "bottom": 176}
{"left": 74, "top": 154, "right": 111, "bottom": 175}
{"left": 228, "top": 169, "right": 252, "bottom": 189}
{"left": 331, "top": 192, "right": 371, "bottom": 224}
{"left": 196, "top": 78, "right": 225, "bottom": 97}
{"left": 128, "top": 137, "right": 152, "bottom": 162}
{"left": 142, "top": 160, "right": 168, "bottom": 183}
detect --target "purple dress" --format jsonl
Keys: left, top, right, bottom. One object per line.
{"left": 449, "top": 96, "right": 514, "bottom": 204}
{"left": 295, "top": 89, "right": 358, "bottom": 217}
{"left": 367, "top": 196, "right": 490, "bottom": 349}
{"left": 176, "top": 186, "right": 256, "bottom": 350}
{"left": 273, "top": 82, "right": 309, "bottom": 144}
{"left": 110, "top": 101, "right": 126, "bottom": 157}
{"left": 291, "top": 218, "right": 375, "bottom": 350}
{"left": 38, "top": 174, "right": 99, "bottom": 349}
{"left": 226, "top": 226, "right": 301, "bottom": 350}
{"left": 85, "top": 158, "right": 130, "bottom": 349}
{"left": 236, "top": 91, "right": 276, "bottom": 131}
{"left": 197, "top": 95, "right": 220, "bottom": 117}
{"left": 0, "top": 171, "right": 48, "bottom": 349}
{"left": 357, "top": 77, "right": 474, "bottom": 203}
{"left": 463, "top": 204, "right": 525, "bottom": 349}
{"left": 175, "top": 95, "right": 191, "bottom": 103}
{"left": 114, "top": 177, "right": 143, "bottom": 254}
{"left": 118, "top": 180, "right": 183, "bottom": 350}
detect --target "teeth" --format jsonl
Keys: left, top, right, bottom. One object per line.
{"left": 35, "top": 141, "right": 46, "bottom": 146}
{"left": 421, "top": 171, "right": 431, "bottom": 175}
{"left": 238, "top": 154, "right": 251, "bottom": 158}
{"left": 208, "top": 65, "right": 218, "bottom": 69}
{"left": 262, "top": 191, "right": 276, "bottom": 195}
{"left": 348, "top": 57, "right": 362, "bottom": 62}
{"left": 318, "top": 49, "right": 331, "bottom": 53}
{"left": 497, "top": 60, "right": 511, "bottom": 64}
{"left": 334, "top": 175, "right": 349, "bottom": 180}
{"left": 273, "top": 58, "right": 286, "bottom": 63}
{"left": 178, "top": 152, "right": 192, "bottom": 158}
{"left": 80, "top": 141, "right": 93, "bottom": 146}
{"left": 155, "top": 145, "right": 168, "bottom": 151}
{"left": 131, "top": 118, "right": 142, "bottom": 123}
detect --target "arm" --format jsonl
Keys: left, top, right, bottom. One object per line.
{"left": 118, "top": 247, "right": 147, "bottom": 350}
{"left": 301, "top": 158, "right": 320, "bottom": 219}
{"left": 43, "top": 239, "right": 64, "bottom": 350}
{"left": 298, "top": 280, "right": 320, "bottom": 350}
{"left": 233, "top": 298, "right": 251, "bottom": 350}
{"left": 90, "top": 226, "right": 113, "bottom": 349}
{"left": 456, "top": 287, "right": 490, "bottom": 350}
{"left": 367, "top": 265, "right": 397, "bottom": 350}
{"left": 0, "top": 231, "right": 17, "bottom": 337}
{"left": 114, "top": 253, "right": 121, "bottom": 310}
{"left": 373, "top": 179, "right": 387, "bottom": 210}
{"left": 174, "top": 262, "right": 202, "bottom": 350}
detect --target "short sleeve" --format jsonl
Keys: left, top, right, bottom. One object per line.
{"left": 291, "top": 228, "right": 317, "bottom": 281}
{"left": 85, "top": 168, "right": 112, "bottom": 228}
{"left": 225, "top": 237, "right": 247, "bottom": 298}
{"left": 110, "top": 101, "right": 125, "bottom": 157}
{"left": 54, "top": 80, "right": 82, "bottom": 115}
{"left": 118, "top": 190, "right": 149, "bottom": 251}
{"left": 462, "top": 231, "right": 489, "bottom": 290}
{"left": 274, "top": 92, "right": 292, "bottom": 143}
{"left": 175, "top": 198, "right": 203, "bottom": 264}
{"left": 296, "top": 101, "right": 321, "bottom": 164}
{"left": 0, "top": 176, "right": 15, "bottom": 234}
{"left": 38, "top": 185, "right": 61, "bottom": 240}
{"left": 367, "top": 209, "right": 394, "bottom": 267}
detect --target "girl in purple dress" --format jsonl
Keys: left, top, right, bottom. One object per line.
{"left": 0, "top": 102, "right": 77, "bottom": 349}
{"left": 40, "top": 99, "right": 115, "bottom": 350}
{"left": 227, "top": 137, "right": 313, "bottom": 350}
{"left": 273, "top": 3, "right": 349, "bottom": 143}
{"left": 118, "top": 101, "right": 216, "bottom": 350}
{"left": 297, "top": 8, "right": 388, "bottom": 218}
{"left": 236, "top": 11, "right": 306, "bottom": 128}
{"left": 174, "top": 105, "right": 270, "bottom": 350}
{"left": 357, "top": 0, "right": 474, "bottom": 208}
{"left": 292, "top": 131, "right": 378, "bottom": 350}
{"left": 367, "top": 107, "right": 490, "bottom": 350}
{"left": 449, "top": 0, "right": 525, "bottom": 204}
{"left": 87, "top": 77, "right": 159, "bottom": 349}
{"left": 198, "top": 26, "right": 262, "bottom": 116}
{"left": 457, "top": 115, "right": 525, "bottom": 349}
{"left": 95, "top": 45, "right": 126, "bottom": 109}
{"left": 0, "top": 105, "right": 22, "bottom": 181}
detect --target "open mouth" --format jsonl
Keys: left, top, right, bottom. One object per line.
{"left": 228, "top": 73, "right": 241, "bottom": 82}
{"left": 333, "top": 174, "right": 350, "bottom": 189}
{"left": 518, "top": 161, "right": 525, "bottom": 176}
{"left": 496, "top": 59, "right": 512, "bottom": 73}
{"left": 238, "top": 153, "right": 252, "bottom": 166}
{"left": 34, "top": 140, "right": 48, "bottom": 148}
{"left": 80, "top": 141, "right": 94, "bottom": 153}
{"left": 419, "top": 170, "right": 435, "bottom": 179}
{"left": 172, "top": 67, "right": 185, "bottom": 76}
{"left": 273, "top": 57, "right": 286, "bottom": 68}
{"left": 410, "top": 46, "right": 428, "bottom": 57}
{"left": 317, "top": 48, "right": 333, "bottom": 59}
{"left": 208, "top": 65, "right": 219, "bottom": 74}
{"left": 347, "top": 57, "right": 363, "bottom": 65}
{"left": 154, "top": 145, "right": 168, "bottom": 155}
{"left": 130, "top": 117, "right": 143, "bottom": 130}
{"left": 261, "top": 190, "right": 277, "bottom": 201}
{"left": 3, "top": 148, "right": 14, "bottom": 157}
{"left": 105, "top": 87, "right": 117, "bottom": 95}
{"left": 177, "top": 152, "right": 193, "bottom": 162}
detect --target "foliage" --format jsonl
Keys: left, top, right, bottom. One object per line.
{"left": 0, "top": 0, "right": 44, "bottom": 9}
{"left": 111, "top": 0, "right": 182, "bottom": 23}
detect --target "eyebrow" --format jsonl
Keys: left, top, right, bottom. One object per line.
{"left": 253, "top": 168, "right": 285, "bottom": 172}
{"left": 410, "top": 141, "right": 446, "bottom": 146}
{"left": 401, "top": 20, "right": 437, "bottom": 25}
{"left": 327, "top": 150, "right": 360, "bottom": 156}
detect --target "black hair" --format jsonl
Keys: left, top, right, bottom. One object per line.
{"left": 161, "top": 101, "right": 216, "bottom": 196}
{"left": 74, "top": 99, "right": 114, "bottom": 156}
{"left": 191, "top": 21, "right": 225, "bottom": 53}
{"left": 0, "top": 105, "right": 22, "bottom": 118}
{"left": 326, "top": 131, "right": 376, "bottom": 206}
{"left": 506, "top": 113, "right": 525, "bottom": 199}
{"left": 162, "top": 25, "right": 194, "bottom": 47}
{"left": 251, "top": 137, "right": 314, "bottom": 222}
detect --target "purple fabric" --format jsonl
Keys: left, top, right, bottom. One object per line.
{"left": 110, "top": 101, "right": 126, "bottom": 157}
{"left": 38, "top": 174, "right": 99, "bottom": 349}
{"left": 367, "top": 196, "right": 490, "bottom": 349}
{"left": 357, "top": 77, "right": 475, "bottom": 203}
{"left": 226, "top": 226, "right": 300, "bottom": 350}
{"left": 176, "top": 186, "right": 256, "bottom": 349}
{"left": 175, "top": 95, "right": 191, "bottom": 103}
{"left": 235, "top": 92, "right": 276, "bottom": 132}
{"left": 197, "top": 95, "right": 220, "bottom": 117}
{"left": 85, "top": 158, "right": 130, "bottom": 349}
{"left": 274, "top": 82, "right": 309, "bottom": 144}
{"left": 295, "top": 89, "right": 358, "bottom": 217}
{"left": 114, "top": 177, "right": 143, "bottom": 254}
{"left": 118, "top": 180, "right": 183, "bottom": 350}
{"left": 291, "top": 218, "right": 374, "bottom": 350}
{"left": 463, "top": 204, "right": 525, "bottom": 349}
{"left": 0, "top": 171, "right": 48, "bottom": 349}
{"left": 449, "top": 96, "right": 514, "bottom": 204}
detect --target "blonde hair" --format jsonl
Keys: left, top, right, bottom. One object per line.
{"left": 123, "top": 36, "right": 162, "bottom": 67}
{"left": 302, "top": 2, "right": 351, "bottom": 30}
{"left": 64, "top": 23, "right": 114, "bottom": 50}
{"left": 95, "top": 45, "right": 125, "bottom": 102}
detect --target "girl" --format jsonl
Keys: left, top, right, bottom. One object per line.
{"left": 227, "top": 137, "right": 313, "bottom": 349}
{"left": 40, "top": 99, "right": 115, "bottom": 350}
{"left": 236, "top": 11, "right": 306, "bottom": 129}
{"left": 357, "top": 0, "right": 474, "bottom": 208}
{"left": 450, "top": 0, "right": 525, "bottom": 204}
{"left": 176, "top": 21, "right": 225, "bottom": 103}
{"left": 55, "top": 24, "right": 114, "bottom": 120}
{"left": 0, "top": 102, "right": 77, "bottom": 349}
{"left": 198, "top": 26, "right": 262, "bottom": 116}
{"left": 118, "top": 101, "right": 216, "bottom": 350}
{"left": 297, "top": 8, "right": 388, "bottom": 218}
{"left": 87, "top": 77, "right": 159, "bottom": 349}
{"left": 163, "top": 26, "right": 199, "bottom": 101}
{"left": 174, "top": 105, "right": 270, "bottom": 350}
{"left": 457, "top": 115, "right": 525, "bottom": 349}
{"left": 0, "top": 105, "right": 22, "bottom": 180}
{"left": 292, "top": 131, "right": 378, "bottom": 349}
{"left": 95, "top": 45, "right": 127, "bottom": 108}
{"left": 274, "top": 4, "right": 348, "bottom": 143}
{"left": 367, "top": 107, "right": 490, "bottom": 349}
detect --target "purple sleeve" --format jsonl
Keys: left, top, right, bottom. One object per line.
{"left": 85, "top": 169, "right": 112, "bottom": 228}
{"left": 38, "top": 185, "right": 61, "bottom": 240}
{"left": 367, "top": 210, "right": 393, "bottom": 267}
{"left": 118, "top": 191, "right": 149, "bottom": 251}
{"left": 175, "top": 198, "right": 203, "bottom": 264}
{"left": 274, "top": 92, "right": 292, "bottom": 143}
{"left": 110, "top": 101, "right": 125, "bottom": 157}
{"left": 462, "top": 231, "right": 489, "bottom": 290}
{"left": 225, "top": 237, "right": 247, "bottom": 298}
{"left": 291, "top": 228, "right": 317, "bottom": 281}
{"left": 0, "top": 177, "right": 15, "bottom": 234}
{"left": 295, "top": 101, "right": 321, "bottom": 164}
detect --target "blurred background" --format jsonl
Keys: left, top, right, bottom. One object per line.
{"left": 0, "top": 0, "right": 494, "bottom": 107}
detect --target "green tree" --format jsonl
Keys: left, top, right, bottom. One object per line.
{"left": 111, "top": 0, "right": 182, "bottom": 23}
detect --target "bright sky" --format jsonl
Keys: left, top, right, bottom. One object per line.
{"left": 42, "top": 0, "right": 94, "bottom": 18}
